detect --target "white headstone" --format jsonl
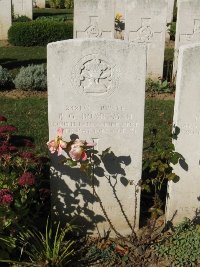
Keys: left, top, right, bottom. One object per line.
{"left": 0, "top": 0, "right": 12, "bottom": 40}
{"left": 74, "top": 0, "right": 115, "bottom": 39}
{"left": 125, "top": 0, "right": 168, "bottom": 79}
{"left": 173, "top": 0, "right": 200, "bottom": 77}
{"left": 35, "top": 0, "right": 45, "bottom": 8}
{"left": 166, "top": 43, "right": 200, "bottom": 224}
{"left": 47, "top": 39, "right": 146, "bottom": 236}
{"left": 12, "top": 0, "right": 33, "bottom": 19}
{"left": 167, "top": 0, "right": 175, "bottom": 23}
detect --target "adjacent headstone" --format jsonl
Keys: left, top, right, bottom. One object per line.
{"left": 35, "top": 0, "right": 45, "bottom": 8}
{"left": 12, "top": 0, "right": 33, "bottom": 19}
{"left": 74, "top": 0, "right": 115, "bottom": 39}
{"left": 167, "top": 0, "right": 175, "bottom": 23}
{"left": 166, "top": 43, "right": 200, "bottom": 224}
{"left": 0, "top": 0, "right": 12, "bottom": 40}
{"left": 47, "top": 39, "right": 146, "bottom": 236}
{"left": 125, "top": 0, "right": 168, "bottom": 79}
{"left": 173, "top": 0, "right": 200, "bottom": 77}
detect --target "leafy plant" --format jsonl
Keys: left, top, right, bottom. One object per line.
{"left": 13, "top": 15, "right": 31, "bottom": 23}
{"left": 141, "top": 128, "right": 183, "bottom": 219}
{"left": 167, "top": 22, "right": 176, "bottom": 41}
{"left": 8, "top": 20, "right": 73, "bottom": 46}
{"left": 0, "top": 115, "right": 50, "bottom": 254}
{"left": 36, "top": 15, "right": 69, "bottom": 23}
{"left": 14, "top": 64, "right": 47, "bottom": 91}
{"left": 115, "top": 13, "right": 125, "bottom": 32}
{"left": 48, "top": 0, "right": 73, "bottom": 8}
{"left": 0, "top": 65, "right": 13, "bottom": 89}
{"left": 155, "top": 218, "right": 200, "bottom": 266}
{"left": 145, "top": 78, "right": 175, "bottom": 94}
{"left": 64, "top": 0, "right": 74, "bottom": 9}
{"left": 0, "top": 234, "right": 16, "bottom": 259}
{"left": 17, "top": 218, "right": 75, "bottom": 266}
{"left": 85, "top": 242, "right": 128, "bottom": 265}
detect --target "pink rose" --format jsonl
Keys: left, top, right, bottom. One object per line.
{"left": 68, "top": 139, "right": 96, "bottom": 161}
{"left": 47, "top": 128, "right": 67, "bottom": 156}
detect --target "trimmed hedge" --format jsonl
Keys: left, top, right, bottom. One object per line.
{"left": 8, "top": 21, "right": 73, "bottom": 46}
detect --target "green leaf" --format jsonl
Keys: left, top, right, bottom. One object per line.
{"left": 64, "top": 158, "right": 77, "bottom": 167}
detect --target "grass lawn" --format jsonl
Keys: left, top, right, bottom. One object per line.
{"left": 0, "top": 97, "right": 48, "bottom": 155}
{"left": 0, "top": 46, "right": 46, "bottom": 75}
{"left": 0, "top": 97, "right": 174, "bottom": 156}
{"left": 33, "top": 7, "right": 73, "bottom": 19}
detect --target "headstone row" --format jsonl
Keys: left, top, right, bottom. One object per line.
{"left": 74, "top": 0, "right": 168, "bottom": 79}
{"left": 48, "top": 37, "right": 200, "bottom": 234}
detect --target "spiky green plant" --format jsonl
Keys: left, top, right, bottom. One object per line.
{"left": 17, "top": 218, "right": 75, "bottom": 266}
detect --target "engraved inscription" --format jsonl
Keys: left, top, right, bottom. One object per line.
{"left": 180, "top": 123, "right": 200, "bottom": 135}
{"left": 51, "top": 105, "right": 139, "bottom": 136}
{"left": 71, "top": 54, "right": 120, "bottom": 98}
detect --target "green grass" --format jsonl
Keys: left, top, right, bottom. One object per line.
{"left": 0, "top": 46, "right": 46, "bottom": 75}
{"left": 33, "top": 7, "right": 73, "bottom": 20}
{"left": 144, "top": 100, "right": 174, "bottom": 146}
{"left": 164, "top": 48, "right": 174, "bottom": 62}
{"left": 0, "top": 97, "right": 174, "bottom": 156}
{"left": 0, "top": 97, "right": 48, "bottom": 155}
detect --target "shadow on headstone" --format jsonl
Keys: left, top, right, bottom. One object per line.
{"left": 50, "top": 149, "right": 132, "bottom": 236}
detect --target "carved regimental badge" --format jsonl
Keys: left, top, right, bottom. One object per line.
{"left": 71, "top": 54, "right": 120, "bottom": 98}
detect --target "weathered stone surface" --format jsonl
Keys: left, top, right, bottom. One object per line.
{"left": 167, "top": 0, "right": 175, "bottom": 23}
{"left": 0, "top": 0, "right": 12, "bottom": 40}
{"left": 125, "top": 0, "right": 168, "bottom": 79}
{"left": 35, "top": 0, "right": 45, "bottom": 8}
{"left": 74, "top": 0, "right": 115, "bottom": 39}
{"left": 12, "top": 0, "right": 33, "bottom": 19}
{"left": 173, "top": 0, "right": 200, "bottom": 77}
{"left": 166, "top": 43, "right": 200, "bottom": 224}
{"left": 47, "top": 39, "right": 146, "bottom": 236}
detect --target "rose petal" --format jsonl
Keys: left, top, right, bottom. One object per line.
{"left": 81, "top": 151, "right": 87, "bottom": 161}
{"left": 60, "top": 140, "right": 67, "bottom": 149}
{"left": 57, "top": 128, "right": 64, "bottom": 138}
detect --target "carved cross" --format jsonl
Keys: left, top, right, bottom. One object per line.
{"left": 179, "top": 19, "right": 200, "bottom": 43}
{"left": 128, "top": 18, "right": 162, "bottom": 48}
{"left": 76, "top": 16, "right": 112, "bottom": 38}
